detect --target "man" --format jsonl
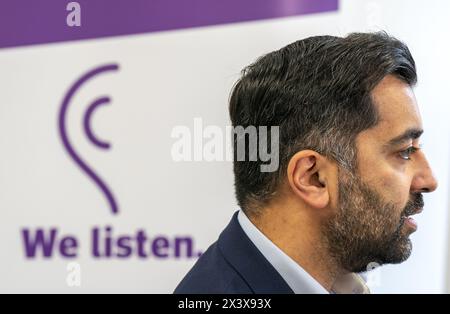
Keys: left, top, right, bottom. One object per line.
{"left": 174, "top": 32, "right": 437, "bottom": 294}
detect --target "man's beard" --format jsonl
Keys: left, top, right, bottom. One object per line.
{"left": 322, "top": 167, "right": 424, "bottom": 273}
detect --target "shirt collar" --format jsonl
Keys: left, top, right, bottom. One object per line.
{"left": 237, "top": 210, "right": 370, "bottom": 294}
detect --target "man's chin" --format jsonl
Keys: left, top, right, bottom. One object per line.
{"left": 385, "top": 238, "right": 413, "bottom": 265}
{"left": 346, "top": 239, "right": 413, "bottom": 273}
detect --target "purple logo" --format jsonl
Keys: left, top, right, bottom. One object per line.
{"left": 58, "top": 64, "right": 119, "bottom": 215}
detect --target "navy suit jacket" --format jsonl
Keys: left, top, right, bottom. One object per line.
{"left": 174, "top": 212, "right": 294, "bottom": 294}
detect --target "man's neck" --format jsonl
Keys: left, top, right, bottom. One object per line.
{"left": 249, "top": 205, "right": 344, "bottom": 291}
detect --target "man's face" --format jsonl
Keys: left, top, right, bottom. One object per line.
{"left": 323, "top": 75, "right": 438, "bottom": 273}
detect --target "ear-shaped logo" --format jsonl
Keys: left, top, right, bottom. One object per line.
{"left": 59, "top": 64, "right": 119, "bottom": 215}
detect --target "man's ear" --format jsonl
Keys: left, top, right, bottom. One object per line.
{"left": 287, "top": 150, "right": 331, "bottom": 209}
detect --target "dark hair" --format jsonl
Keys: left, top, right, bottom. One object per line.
{"left": 229, "top": 32, "right": 417, "bottom": 216}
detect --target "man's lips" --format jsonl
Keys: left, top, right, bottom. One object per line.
{"left": 402, "top": 207, "right": 423, "bottom": 231}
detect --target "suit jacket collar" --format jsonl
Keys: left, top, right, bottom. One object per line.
{"left": 217, "top": 211, "right": 294, "bottom": 294}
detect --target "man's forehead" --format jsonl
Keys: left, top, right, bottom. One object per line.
{"left": 368, "top": 75, "right": 423, "bottom": 142}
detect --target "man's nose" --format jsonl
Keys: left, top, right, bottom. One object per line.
{"left": 411, "top": 155, "right": 438, "bottom": 193}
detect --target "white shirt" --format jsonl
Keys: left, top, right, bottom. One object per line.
{"left": 237, "top": 210, "right": 370, "bottom": 294}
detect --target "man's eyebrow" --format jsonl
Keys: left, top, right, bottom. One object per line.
{"left": 385, "top": 128, "right": 424, "bottom": 148}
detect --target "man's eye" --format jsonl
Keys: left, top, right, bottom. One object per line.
{"left": 398, "top": 146, "right": 419, "bottom": 161}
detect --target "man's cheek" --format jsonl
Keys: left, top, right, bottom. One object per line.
{"left": 374, "top": 173, "right": 409, "bottom": 206}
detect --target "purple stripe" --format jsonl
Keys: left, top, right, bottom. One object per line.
{"left": 0, "top": 0, "right": 338, "bottom": 49}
